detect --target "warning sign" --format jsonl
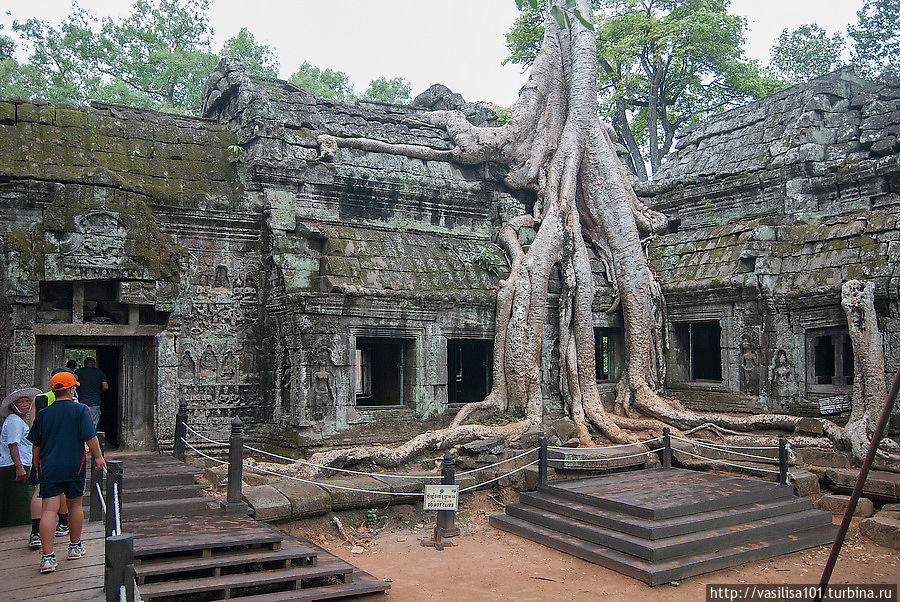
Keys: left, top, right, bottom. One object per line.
{"left": 423, "top": 485, "right": 459, "bottom": 511}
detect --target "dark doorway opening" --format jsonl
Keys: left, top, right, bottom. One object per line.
{"left": 593, "top": 328, "right": 624, "bottom": 382}
{"left": 65, "top": 345, "right": 121, "bottom": 447}
{"left": 355, "top": 338, "right": 411, "bottom": 407}
{"left": 447, "top": 339, "right": 492, "bottom": 406}
{"left": 672, "top": 321, "right": 722, "bottom": 382}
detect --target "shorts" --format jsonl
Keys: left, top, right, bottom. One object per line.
{"left": 26, "top": 465, "right": 37, "bottom": 486}
{"left": 38, "top": 477, "right": 86, "bottom": 500}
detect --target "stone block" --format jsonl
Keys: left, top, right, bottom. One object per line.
{"left": 243, "top": 484, "right": 291, "bottom": 522}
{"left": 321, "top": 476, "right": 394, "bottom": 510}
{"left": 791, "top": 469, "right": 820, "bottom": 497}
{"left": 794, "top": 417, "right": 824, "bottom": 436}
{"left": 523, "top": 465, "right": 539, "bottom": 491}
{"left": 814, "top": 494, "right": 874, "bottom": 517}
{"left": 461, "top": 437, "right": 505, "bottom": 456}
{"left": 371, "top": 474, "right": 432, "bottom": 504}
{"left": 243, "top": 471, "right": 281, "bottom": 486}
{"left": 859, "top": 515, "right": 900, "bottom": 550}
{"left": 796, "top": 448, "right": 852, "bottom": 468}
{"left": 272, "top": 479, "right": 332, "bottom": 518}
{"left": 826, "top": 469, "right": 900, "bottom": 502}
{"left": 204, "top": 465, "right": 228, "bottom": 487}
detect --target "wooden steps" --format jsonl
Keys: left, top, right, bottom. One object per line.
{"left": 106, "top": 452, "right": 387, "bottom": 601}
{"left": 490, "top": 467, "right": 837, "bottom": 585}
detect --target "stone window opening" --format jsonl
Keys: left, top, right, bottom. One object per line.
{"left": 672, "top": 321, "right": 723, "bottom": 382}
{"left": 806, "top": 328, "right": 854, "bottom": 393}
{"left": 447, "top": 339, "right": 493, "bottom": 406}
{"left": 594, "top": 327, "right": 624, "bottom": 382}
{"left": 354, "top": 337, "right": 412, "bottom": 407}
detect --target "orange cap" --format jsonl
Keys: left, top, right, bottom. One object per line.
{"left": 50, "top": 371, "right": 80, "bottom": 391}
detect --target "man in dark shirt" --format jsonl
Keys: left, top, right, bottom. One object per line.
{"left": 75, "top": 357, "right": 108, "bottom": 428}
{"left": 28, "top": 371, "right": 106, "bottom": 574}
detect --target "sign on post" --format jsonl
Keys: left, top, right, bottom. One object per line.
{"left": 424, "top": 485, "right": 459, "bottom": 511}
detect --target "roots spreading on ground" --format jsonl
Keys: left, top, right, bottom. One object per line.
{"left": 308, "top": 1, "right": 895, "bottom": 473}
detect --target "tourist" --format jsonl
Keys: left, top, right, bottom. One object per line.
{"left": 28, "top": 370, "right": 106, "bottom": 574}
{"left": 0, "top": 388, "right": 41, "bottom": 527}
{"left": 75, "top": 357, "right": 108, "bottom": 429}
{"left": 65, "top": 359, "right": 78, "bottom": 371}
{"left": 28, "top": 368, "right": 79, "bottom": 550}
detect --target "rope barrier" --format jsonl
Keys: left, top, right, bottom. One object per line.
{"left": 182, "top": 438, "right": 229, "bottom": 465}
{"left": 671, "top": 436, "right": 780, "bottom": 451}
{"left": 547, "top": 448, "right": 662, "bottom": 463}
{"left": 113, "top": 483, "right": 122, "bottom": 537}
{"left": 674, "top": 448, "right": 782, "bottom": 475}
{"left": 546, "top": 437, "right": 662, "bottom": 451}
{"left": 184, "top": 424, "right": 229, "bottom": 446}
{"left": 95, "top": 482, "right": 106, "bottom": 514}
{"left": 240, "top": 461, "right": 428, "bottom": 497}
{"left": 242, "top": 443, "right": 443, "bottom": 480}
{"left": 459, "top": 460, "right": 540, "bottom": 493}
{"left": 119, "top": 585, "right": 127, "bottom": 602}
{"left": 457, "top": 448, "right": 538, "bottom": 476}
{"left": 671, "top": 435, "right": 780, "bottom": 462}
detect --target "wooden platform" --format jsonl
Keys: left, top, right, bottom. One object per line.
{"left": 115, "top": 452, "right": 390, "bottom": 601}
{"left": 490, "top": 467, "right": 838, "bottom": 586}
{"left": 0, "top": 521, "right": 105, "bottom": 601}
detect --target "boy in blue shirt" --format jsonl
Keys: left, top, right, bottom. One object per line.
{"left": 27, "top": 371, "right": 106, "bottom": 574}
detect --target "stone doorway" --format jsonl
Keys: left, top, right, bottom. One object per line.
{"left": 36, "top": 336, "right": 157, "bottom": 448}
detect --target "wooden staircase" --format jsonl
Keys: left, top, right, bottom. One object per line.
{"left": 104, "top": 453, "right": 389, "bottom": 601}
{"left": 489, "top": 467, "right": 838, "bottom": 586}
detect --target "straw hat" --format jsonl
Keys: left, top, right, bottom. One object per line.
{"left": 0, "top": 388, "right": 42, "bottom": 420}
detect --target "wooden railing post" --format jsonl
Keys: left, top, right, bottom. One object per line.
{"left": 662, "top": 427, "right": 672, "bottom": 469}
{"left": 438, "top": 451, "right": 460, "bottom": 538}
{"left": 105, "top": 533, "right": 135, "bottom": 602}
{"left": 538, "top": 436, "right": 548, "bottom": 486}
{"left": 221, "top": 416, "right": 248, "bottom": 513}
{"left": 173, "top": 400, "right": 188, "bottom": 461}
{"left": 105, "top": 460, "right": 123, "bottom": 538}
{"left": 778, "top": 436, "right": 788, "bottom": 486}
{"left": 89, "top": 431, "right": 105, "bottom": 522}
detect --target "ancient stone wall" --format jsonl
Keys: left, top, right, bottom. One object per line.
{"left": 641, "top": 70, "right": 899, "bottom": 419}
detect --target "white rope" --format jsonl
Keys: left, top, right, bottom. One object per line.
{"left": 184, "top": 424, "right": 228, "bottom": 446}
{"left": 459, "top": 459, "right": 540, "bottom": 493}
{"left": 546, "top": 437, "right": 662, "bottom": 451}
{"left": 548, "top": 448, "right": 661, "bottom": 463}
{"left": 670, "top": 436, "right": 780, "bottom": 451}
{"left": 183, "top": 438, "right": 229, "bottom": 465}
{"left": 671, "top": 436, "right": 781, "bottom": 462}
{"left": 242, "top": 443, "right": 442, "bottom": 480}
{"left": 119, "top": 585, "right": 127, "bottom": 602}
{"left": 241, "top": 461, "right": 427, "bottom": 497}
{"left": 457, "top": 448, "right": 539, "bottom": 476}
{"left": 95, "top": 482, "right": 107, "bottom": 514}
{"left": 113, "top": 483, "right": 121, "bottom": 537}
{"left": 675, "top": 448, "right": 782, "bottom": 475}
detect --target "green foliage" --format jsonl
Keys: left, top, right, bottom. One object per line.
{"left": 2, "top": 1, "right": 282, "bottom": 114}
{"left": 495, "top": 107, "right": 512, "bottom": 123}
{"left": 769, "top": 24, "right": 844, "bottom": 85}
{"left": 221, "top": 28, "right": 279, "bottom": 79}
{"left": 362, "top": 76, "right": 411, "bottom": 104}
{"left": 473, "top": 244, "right": 504, "bottom": 276}
{"left": 848, "top": 0, "right": 899, "bottom": 79}
{"left": 365, "top": 508, "right": 379, "bottom": 527}
{"left": 226, "top": 144, "right": 244, "bottom": 161}
{"left": 505, "top": 0, "right": 781, "bottom": 180}
{"left": 289, "top": 61, "right": 356, "bottom": 101}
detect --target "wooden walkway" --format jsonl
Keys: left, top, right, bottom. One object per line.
{"left": 0, "top": 521, "right": 105, "bottom": 601}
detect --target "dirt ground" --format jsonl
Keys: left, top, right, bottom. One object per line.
{"left": 281, "top": 490, "right": 898, "bottom": 602}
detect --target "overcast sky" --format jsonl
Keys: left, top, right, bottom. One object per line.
{"left": 8, "top": 0, "right": 865, "bottom": 106}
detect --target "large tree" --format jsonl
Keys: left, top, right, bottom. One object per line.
{"left": 306, "top": 0, "right": 897, "bottom": 471}
{"left": 769, "top": 24, "right": 844, "bottom": 85}
{"left": 3, "top": 0, "right": 280, "bottom": 113}
{"left": 848, "top": 0, "right": 899, "bottom": 79}
{"left": 505, "top": 0, "right": 779, "bottom": 180}
{"left": 362, "top": 76, "right": 412, "bottom": 104}
{"left": 288, "top": 62, "right": 356, "bottom": 101}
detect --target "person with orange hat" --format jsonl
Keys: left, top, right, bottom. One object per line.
{"left": 27, "top": 370, "right": 106, "bottom": 574}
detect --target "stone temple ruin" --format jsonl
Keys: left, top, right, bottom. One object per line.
{"left": 1, "top": 62, "right": 897, "bottom": 450}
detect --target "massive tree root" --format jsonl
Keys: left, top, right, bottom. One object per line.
{"left": 308, "top": 1, "right": 894, "bottom": 471}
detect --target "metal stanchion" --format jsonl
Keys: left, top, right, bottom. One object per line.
{"left": 662, "top": 427, "right": 672, "bottom": 469}
{"left": 105, "top": 460, "right": 123, "bottom": 538}
{"left": 778, "top": 436, "right": 788, "bottom": 486}
{"left": 439, "top": 451, "right": 460, "bottom": 538}
{"left": 104, "top": 533, "right": 135, "bottom": 602}
{"left": 538, "top": 436, "right": 548, "bottom": 486}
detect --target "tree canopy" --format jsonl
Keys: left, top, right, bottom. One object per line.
{"left": 288, "top": 62, "right": 356, "bottom": 101}
{"left": 848, "top": 0, "right": 899, "bottom": 79}
{"left": 769, "top": 24, "right": 844, "bottom": 85}
{"left": 505, "top": 0, "right": 780, "bottom": 180}
{"left": 362, "top": 76, "right": 412, "bottom": 103}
